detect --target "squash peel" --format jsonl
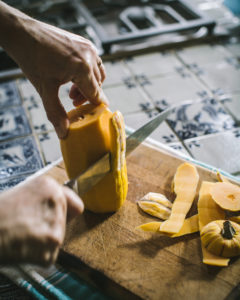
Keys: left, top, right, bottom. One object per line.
{"left": 160, "top": 163, "right": 199, "bottom": 234}
{"left": 60, "top": 104, "right": 128, "bottom": 213}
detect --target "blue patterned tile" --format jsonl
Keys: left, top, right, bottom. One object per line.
{"left": 184, "top": 128, "right": 240, "bottom": 174}
{"left": 104, "top": 84, "right": 154, "bottom": 115}
{"left": 221, "top": 93, "right": 240, "bottom": 122}
{"left": 0, "top": 136, "right": 43, "bottom": 179}
{"left": 124, "top": 110, "right": 179, "bottom": 144}
{"left": 0, "top": 81, "right": 21, "bottom": 108}
{"left": 38, "top": 131, "right": 61, "bottom": 165}
{"left": 0, "top": 106, "right": 31, "bottom": 141}
{"left": 143, "top": 73, "right": 208, "bottom": 109}
{"left": 168, "top": 142, "right": 191, "bottom": 156}
{"left": 0, "top": 174, "right": 28, "bottom": 192}
{"left": 103, "top": 60, "right": 132, "bottom": 88}
{"left": 166, "top": 99, "right": 236, "bottom": 140}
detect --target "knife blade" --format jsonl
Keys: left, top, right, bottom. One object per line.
{"left": 64, "top": 99, "right": 195, "bottom": 195}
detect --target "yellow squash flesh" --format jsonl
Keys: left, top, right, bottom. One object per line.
{"left": 160, "top": 163, "right": 199, "bottom": 234}
{"left": 201, "top": 220, "right": 240, "bottom": 258}
{"left": 210, "top": 182, "right": 240, "bottom": 212}
{"left": 60, "top": 104, "right": 128, "bottom": 213}
{"left": 198, "top": 181, "right": 229, "bottom": 266}
{"left": 137, "top": 214, "right": 199, "bottom": 237}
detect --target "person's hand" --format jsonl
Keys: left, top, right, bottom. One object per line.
{"left": 0, "top": 2, "right": 108, "bottom": 138}
{"left": 0, "top": 176, "right": 84, "bottom": 266}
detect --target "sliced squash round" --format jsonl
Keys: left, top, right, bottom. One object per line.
{"left": 210, "top": 182, "right": 240, "bottom": 212}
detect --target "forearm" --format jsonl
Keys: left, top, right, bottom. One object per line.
{"left": 0, "top": 1, "right": 34, "bottom": 60}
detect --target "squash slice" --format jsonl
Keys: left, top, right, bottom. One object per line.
{"left": 137, "top": 214, "right": 199, "bottom": 237}
{"left": 60, "top": 104, "right": 128, "bottom": 213}
{"left": 160, "top": 163, "right": 199, "bottom": 234}
{"left": 210, "top": 182, "right": 240, "bottom": 212}
{"left": 198, "top": 181, "right": 229, "bottom": 266}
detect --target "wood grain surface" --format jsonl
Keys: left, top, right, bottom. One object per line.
{"left": 46, "top": 144, "right": 240, "bottom": 300}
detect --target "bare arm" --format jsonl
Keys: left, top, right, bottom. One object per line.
{"left": 0, "top": 1, "right": 107, "bottom": 138}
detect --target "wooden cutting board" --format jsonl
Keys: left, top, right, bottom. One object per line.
{"left": 46, "top": 143, "right": 240, "bottom": 300}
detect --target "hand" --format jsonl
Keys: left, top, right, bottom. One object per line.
{"left": 0, "top": 176, "right": 84, "bottom": 266}
{"left": 0, "top": 2, "right": 108, "bottom": 138}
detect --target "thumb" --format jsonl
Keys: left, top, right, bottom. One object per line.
{"left": 41, "top": 85, "right": 69, "bottom": 139}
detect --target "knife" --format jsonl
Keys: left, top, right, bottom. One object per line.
{"left": 64, "top": 100, "right": 195, "bottom": 195}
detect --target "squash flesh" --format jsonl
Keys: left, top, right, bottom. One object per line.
{"left": 60, "top": 104, "right": 128, "bottom": 213}
{"left": 160, "top": 163, "right": 199, "bottom": 234}
{"left": 210, "top": 182, "right": 240, "bottom": 211}
{"left": 137, "top": 214, "right": 199, "bottom": 237}
{"left": 198, "top": 182, "right": 229, "bottom": 266}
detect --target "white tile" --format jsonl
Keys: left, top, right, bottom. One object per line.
{"left": 168, "top": 142, "right": 191, "bottom": 157}
{"left": 38, "top": 131, "right": 61, "bottom": 164}
{"left": 125, "top": 51, "right": 182, "bottom": 77}
{"left": 222, "top": 93, "right": 240, "bottom": 122}
{"left": 198, "top": 61, "right": 240, "bottom": 94}
{"left": 124, "top": 110, "right": 179, "bottom": 144}
{"left": 103, "top": 60, "right": 132, "bottom": 88}
{"left": 104, "top": 84, "right": 154, "bottom": 115}
{"left": 177, "top": 44, "right": 228, "bottom": 67}
{"left": 225, "top": 41, "right": 240, "bottom": 58}
{"left": 185, "top": 128, "right": 240, "bottom": 174}
{"left": 143, "top": 73, "right": 208, "bottom": 108}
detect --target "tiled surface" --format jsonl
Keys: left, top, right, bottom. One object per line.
{"left": 185, "top": 129, "right": 240, "bottom": 174}
{"left": 124, "top": 110, "right": 179, "bottom": 144}
{"left": 38, "top": 131, "right": 62, "bottom": 165}
{"left": 0, "top": 37, "right": 240, "bottom": 190}
{"left": 125, "top": 51, "right": 182, "bottom": 78}
{"left": 0, "top": 136, "right": 43, "bottom": 180}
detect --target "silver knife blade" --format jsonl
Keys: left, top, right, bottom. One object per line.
{"left": 64, "top": 99, "right": 195, "bottom": 195}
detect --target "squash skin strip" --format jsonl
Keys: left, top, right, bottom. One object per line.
{"left": 198, "top": 181, "right": 229, "bottom": 266}
{"left": 137, "top": 214, "right": 199, "bottom": 237}
{"left": 160, "top": 163, "right": 199, "bottom": 234}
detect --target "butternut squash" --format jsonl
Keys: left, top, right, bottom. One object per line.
{"left": 137, "top": 214, "right": 199, "bottom": 237}
{"left": 201, "top": 220, "right": 240, "bottom": 258}
{"left": 160, "top": 163, "right": 199, "bottom": 234}
{"left": 198, "top": 181, "right": 229, "bottom": 266}
{"left": 60, "top": 104, "right": 128, "bottom": 213}
{"left": 210, "top": 182, "right": 240, "bottom": 212}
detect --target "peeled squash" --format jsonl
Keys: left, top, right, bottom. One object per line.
{"left": 210, "top": 182, "right": 240, "bottom": 212}
{"left": 160, "top": 163, "right": 199, "bottom": 234}
{"left": 60, "top": 104, "right": 128, "bottom": 213}
{"left": 198, "top": 181, "right": 229, "bottom": 266}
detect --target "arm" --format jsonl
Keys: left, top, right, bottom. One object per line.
{"left": 0, "top": 176, "right": 84, "bottom": 265}
{"left": 0, "top": 1, "right": 107, "bottom": 138}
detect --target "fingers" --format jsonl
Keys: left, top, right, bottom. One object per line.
{"left": 41, "top": 84, "right": 69, "bottom": 139}
{"left": 73, "top": 70, "right": 109, "bottom": 106}
{"left": 69, "top": 84, "right": 86, "bottom": 107}
{"left": 62, "top": 186, "right": 84, "bottom": 220}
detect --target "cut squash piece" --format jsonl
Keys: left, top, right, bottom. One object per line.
{"left": 160, "top": 163, "right": 199, "bottom": 234}
{"left": 137, "top": 192, "right": 172, "bottom": 220}
{"left": 137, "top": 214, "right": 199, "bottom": 237}
{"left": 210, "top": 182, "right": 240, "bottom": 212}
{"left": 198, "top": 181, "right": 229, "bottom": 266}
{"left": 60, "top": 104, "right": 128, "bottom": 213}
